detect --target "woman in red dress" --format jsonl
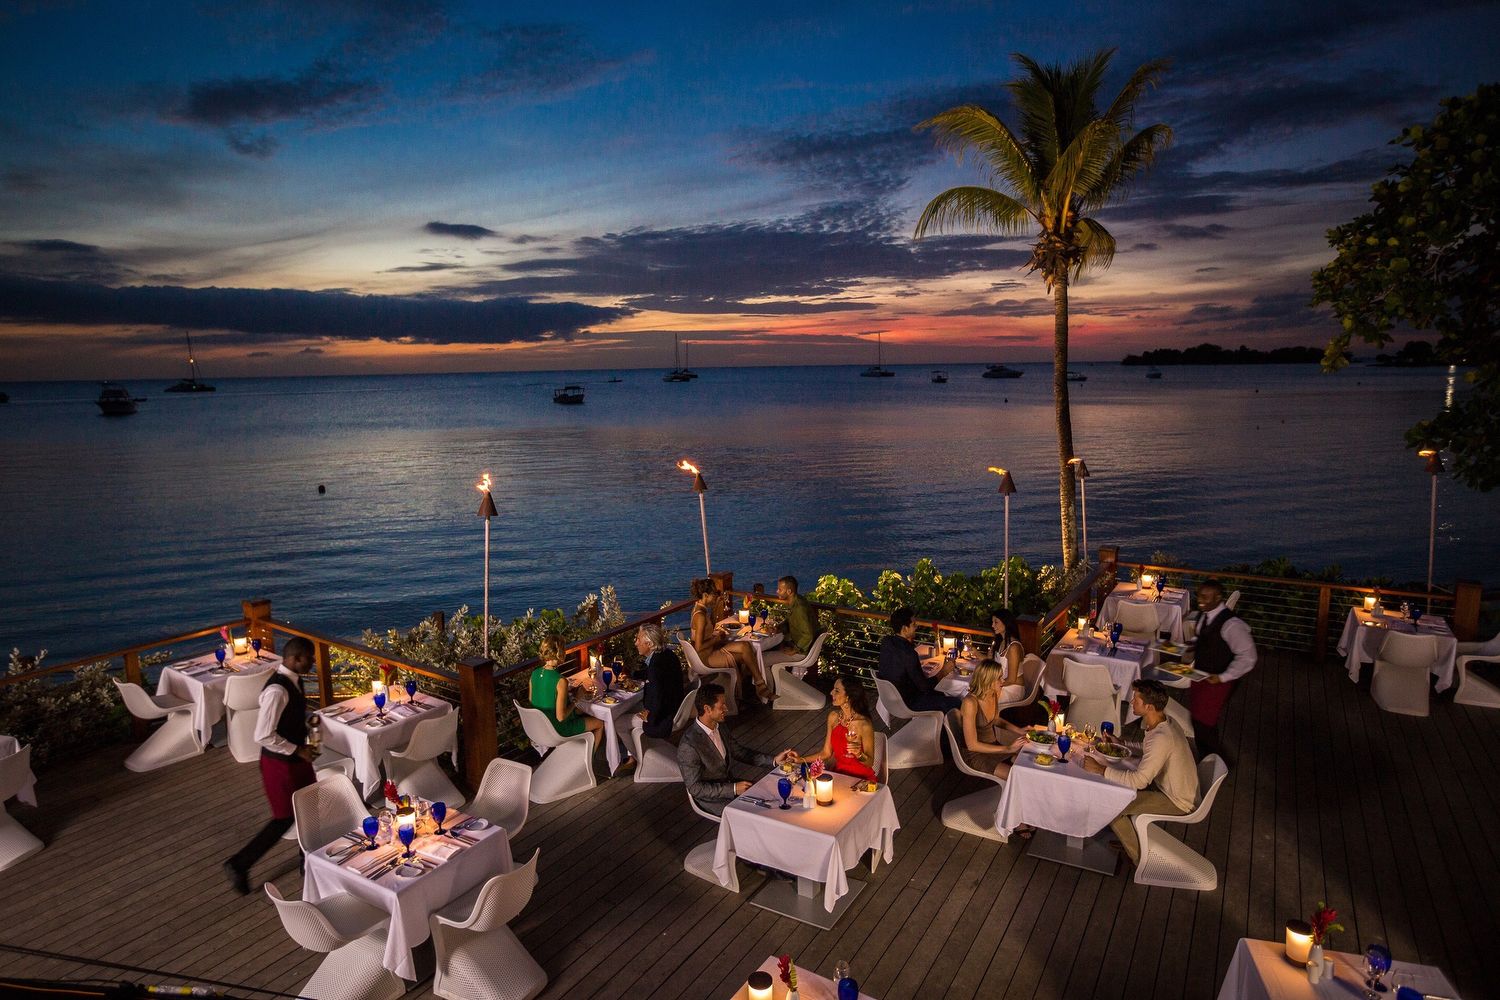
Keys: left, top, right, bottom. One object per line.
{"left": 793, "top": 677, "right": 878, "bottom": 781}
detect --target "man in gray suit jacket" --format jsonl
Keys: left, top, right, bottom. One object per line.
{"left": 678, "top": 682, "right": 797, "bottom": 816}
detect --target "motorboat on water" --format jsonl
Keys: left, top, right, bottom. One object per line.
{"left": 1066, "top": 370, "right": 1087, "bottom": 382}
{"left": 552, "top": 385, "right": 586, "bottom": 405}
{"left": 931, "top": 370, "right": 949, "bottom": 383}
{"left": 1146, "top": 368, "right": 1164, "bottom": 380}
{"left": 860, "top": 331, "right": 896, "bottom": 377}
{"left": 981, "top": 363, "right": 1024, "bottom": 379}
{"left": 96, "top": 382, "right": 145, "bottom": 415}
{"left": 164, "top": 332, "right": 215, "bottom": 393}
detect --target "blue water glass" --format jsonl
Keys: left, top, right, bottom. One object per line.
{"left": 1411, "top": 609, "right": 1423, "bottom": 627}
{"left": 251, "top": 637, "right": 262, "bottom": 658}
{"left": 837, "top": 975, "right": 859, "bottom": 1000}
{"left": 214, "top": 646, "right": 226, "bottom": 667}
{"left": 601, "top": 668, "right": 614, "bottom": 692}
{"left": 1364, "top": 942, "right": 1392, "bottom": 992}
{"left": 1057, "top": 734, "right": 1071, "bottom": 762}
{"left": 405, "top": 679, "right": 418, "bottom": 702}
{"left": 362, "top": 815, "right": 379, "bottom": 849}
{"left": 777, "top": 776, "right": 793, "bottom": 809}
{"left": 398, "top": 821, "right": 415, "bottom": 858}
{"left": 1101, "top": 721, "right": 1115, "bottom": 736}
{"left": 1111, "top": 622, "right": 1123, "bottom": 641}
{"left": 432, "top": 800, "right": 447, "bottom": 834}
{"left": 373, "top": 691, "right": 386, "bottom": 717}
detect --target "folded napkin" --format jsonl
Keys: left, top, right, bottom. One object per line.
{"left": 347, "top": 846, "right": 400, "bottom": 875}
{"left": 392, "top": 703, "right": 422, "bottom": 719}
{"left": 413, "top": 838, "right": 461, "bottom": 865}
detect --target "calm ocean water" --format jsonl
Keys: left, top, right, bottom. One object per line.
{"left": 0, "top": 363, "right": 1493, "bottom": 660}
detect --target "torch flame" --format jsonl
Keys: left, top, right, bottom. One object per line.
{"left": 677, "top": 459, "right": 699, "bottom": 475}
{"left": 986, "top": 466, "right": 1008, "bottom": 476}
{"left": 476, "top": 472, "right": 492, "bottom": 493}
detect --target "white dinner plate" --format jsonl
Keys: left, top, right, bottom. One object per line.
{"left": 394, "top": 863, "right": 423, "bottom": 878}
{"left": 460, "top": 817, "right": 489, "bottom": 831}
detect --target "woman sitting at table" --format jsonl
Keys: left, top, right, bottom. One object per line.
{"left": 959, "top": 659, "right": 1032, "bottom": 782}
{"left": 989, "top": 608, "right": 1027, "bottom": 702}
{"left": 689, "top": 578, "right": 770, "bottom": 702}
{"left": 792, "top": 677, "right": 878, "bottom": 781}
{"left": 530, "top": 635, "right": 606, "bottom": 752}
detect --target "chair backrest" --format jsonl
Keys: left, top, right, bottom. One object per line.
{"left": 672, "top": 682, "right": 702, "bottom": 732}
{"left": 873, "top": 677, "right": 913, "bottom": 725}
{"left": 1115, "top": 602, "right": 1159, "bottom": 639}
{"left": 1225, "top": 590, "right": 1241, "bottom": 610}
{"left": 797, "top": 632, "right": 828, "bottom": 669}
{"left": 942, "top": 709, "right": 1004, "bottom": 785}
{"left": 1007, "top": 653, "right": 1047, "bottom": 706}
{"left": 1062, "top": 659, "right": 1117, "bottom": 700}
{"left": 264, "top": 882, "right": 354, "bottom": 952}
{"left": 113, "top": 679, "right": 168, "bottom": 720}
{"left": 394, "top": 709, "right": 458, "bottom": 761}
{"left": 224, "top": 670, "right": 271, "bottom": 711}
{"left": 438, "top": 849, "right": 540, "bottom": 932}
{"left": 1181, "top": 754, "right": 1228, "bottom": 824}
{"left": 685, "top": 784, "right": 721, "bottom": 824}
{"left": 677, "top": 639, "right": 715, "bottom": 678}
{"left": 291, "top": 772, "right": 370, "bottom": 856}
{"left": 1164, "top": 700, "right": 1195, "bottom": 744}
{"left": 0, "top": 743, "right": 33, "bottom": 800}
{"left": 514, "top": 700, "right": 566, "bottom": 750}
{"left": 872, "top": 732, "right": 888, "bottom": 785}
{"left": 1462, "top": 630, "right": 1500, "bottom": 657}
{"left": 1378, "top": 630, "right": 1439, "bottom": 670}
{"left": 474, "top": 757, "right": 531, "bottom": 832}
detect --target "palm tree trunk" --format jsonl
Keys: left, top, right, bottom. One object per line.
{"left": 1053, "top": 275, "right": 1080, "bottom": 574}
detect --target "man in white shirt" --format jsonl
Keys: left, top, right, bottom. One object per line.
{"left": 1083, "top": 679, "right": 1200, "bottom": 866}
{"left": 223, "top": 635, "right": 318, "bottom": 894}
{"left": 677, "top": 683, "right": 797, "bottom": 816}
{"left": 1183, "top": 578, "right": 1257, "bottom": 759}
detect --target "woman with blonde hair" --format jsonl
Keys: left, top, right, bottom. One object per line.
{"left": 529, "top": 634, "right": 607, "bottom": 754}
{"left": 689, "top": 577, "right": 770, "bottom": 701}
{"left": 959, "top": 658, "right": 1031, "bottom": 781}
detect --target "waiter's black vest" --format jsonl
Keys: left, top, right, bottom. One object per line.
{"left": 261, "top": 671, "right": 307, "bottom": 761}
{"left": 1195, "top": 608, "right": 1241, "bottom": 676}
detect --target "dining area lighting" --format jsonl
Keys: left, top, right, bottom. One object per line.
{"left": 677, "top": 459, "right": 711, "bottom": 577}
{"left": 987, "top": 466, "right": 1018, "bottom": 607}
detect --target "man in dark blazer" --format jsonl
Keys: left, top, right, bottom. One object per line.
{"left": 678, "top": 682, "right": 797, "bottom": 816}
{"left": 877, "top": 606, "right": 961, "bottom": 713}
{"left": 633, "top": 621, "right": 685, "bottom": 740}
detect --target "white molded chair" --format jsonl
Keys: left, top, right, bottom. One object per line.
{"left": 291, "top": 773, "right": 371, "bottom": 858}
{"left": 630, "top": 682, "right": 700, "bottom": 784}
{"left": 0, "top": 745, "right": 44, "bottom": 871}
{"left": 1115, "top": 601, "right": 1160, "bottom": 644}
{"left": 996, "top": 653, "right": 1048, "bottom": 713}
{"left": 1225, "top": 590, "right": 1241, "bottom": 610}
{"left": 467, "top": 758, "right": 531, "bottom": 838}
{"left": 1371, "top": 631, "right": 1438, "bottom": 717}
{"left": 939, "top": 711, "right": 1006, "bottom": 842}
{"left": 1455, "top": 631, "right": 1500, "bottom": 708}
{"left": 683, "top": 787, "right": 723, "bottom": 884}
{"left": 431, "top": 848, "right": 545, "bottom": 1000}
{"left": 873, "top": 678, "right": 944, "bottom": 769}
{"left": 872, "top": 732, "right": 889, "bottom": 786}
{"left": 514, "top": 701, "right": 597, "bottom": 803}
{"left": 264, "top": 883, "right": 403, "bottom": 1000}
{"left": 1132, "top": 754, "right": 1229, "bottom": 891}
{"left": 224, "top": 670, "right": 272, "bottom": 763}
{"left": 1163, "top": 699, "right": 1198, "bottom": 755}
{"left": 388, "top": 710, "right": 464, "bottom": 807}
{"left": 678, "top": 640, "right": 739, "bottom": 715}
{"left": 1061, "top": 659, "right": 1122, "bottom": 732}
{"left": 113, "top": 679, "right": 203, "bottom": 771}
{"left": 769, "top": 633, "right": 828, "bottom": 711}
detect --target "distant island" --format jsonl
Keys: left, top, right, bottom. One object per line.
{"left": 1372, "top": 341, "right": 1445, "bottom": 367}
{"left": 1121, "top": 343, "right": 1331, "bottom": 366}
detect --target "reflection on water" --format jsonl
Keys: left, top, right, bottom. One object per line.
{"left": 0, "top": 364, "right": 1493, "bottom": 658}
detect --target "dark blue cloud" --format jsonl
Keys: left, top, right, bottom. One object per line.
{"left": 424, "top": 221, "right": 497, "bottom": 240}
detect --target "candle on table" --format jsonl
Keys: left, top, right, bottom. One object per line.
{"left": 941, "top": 636, "right": 956, "bottom": 654}
{"left": 1363, "top": 595, "right": 1378, "bottom": 611}
{"left": 372, "top": 679, "right": 386, "bottom": 698}
{"left": 738, "top": 608, "right": 750, "bottom": 625}
{"left": 232, "top": 637, "right": 250, "bottom": 656}
{"left": 1284, "top": 919, "right": 1313, "bottom": 964}
{"left": 746, "top": 971, "right": 773, "bottom": 1000}
{"left": 1140, "top": 573, "right": 1155, "bottom": 590}
{"left": 815, "top": 774, "right": 834, "bottom": 805}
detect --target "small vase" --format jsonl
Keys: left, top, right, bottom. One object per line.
{"left": 1306, "top": 944, "right": 1324, "bottom": 984}
{"left": 787, "top": 991, "right": 799, "bottom": 1000}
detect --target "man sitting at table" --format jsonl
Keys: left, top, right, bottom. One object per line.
{"left": 1082, "top": 679, "right": 1200, "bottom": 867}
{"left": 877, "top": 607, "right": 961, "bottom": 713}
{"left": 762, "top": 575, "right": 822, "bottom": 669}
{"left": 679, "top": 683, "right": 797, "bottom": 816}
{"left": 1182, "top": 578, "right": 1257, "bottom": 760}
{"left": 633, "top": 621, "right": 685, "bottom": 741}
{"left": 223, "top": 635, "right": 318, "bottom": 895}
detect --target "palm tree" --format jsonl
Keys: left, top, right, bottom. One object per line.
{"left": 915, "top": 50, "right": 1171, "bottom": 575}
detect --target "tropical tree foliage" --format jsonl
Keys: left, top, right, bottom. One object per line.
{"left": 914, "top": 49, "right": 1171, "bottom": 573}
{"left": 1312, "top": 86, "right": 1499, "bottom": 490}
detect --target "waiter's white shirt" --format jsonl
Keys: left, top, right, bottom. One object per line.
{"left": 254, "top": 665, "right": 301, "bottom": 756}
{"left": 1199, "top": 604, "right": 1257, "bottom": 682}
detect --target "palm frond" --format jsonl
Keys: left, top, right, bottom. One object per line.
{"left": 916, "top": 105, "right": 1043, "bottom": 207}
{"left": 1044, "top": 118, "right": 1120, "bottom": 224}
{"left": 1007, "top": 54, "right": 1061, "bottom": 171}
{"left": 913, "top": 186, "right": 1035, "bottom": 240}
{"left": 1074, "top": 217, "right": 1117, "bottom": 274}
{"left": 1086, "top": 123, "right": 1174, "bottom": 210}
{"left": 1099, "top": 58, "right": 1170, "bottom": 132}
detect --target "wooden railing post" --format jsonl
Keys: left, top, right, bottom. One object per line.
{"left": 430, "top": 611, "right": 446, "bottom": 633}
{"left": 314, "top": 641, "right": 333, "bottom": 707}
{"left": 710, "top": 570, "right": 734, "bottom": 593}
{"left": 1453, "top": 580, "right": 1483, "bottom": 641}
{"left": 123, "top": 650, "right": 147, "bottom": 739}
{"left": 243, "top": 599, "right": 274, "bottom": 653}
{"left": 1313, "top": 585, "right": 1332, "bottom": 662}
{"left": 455, "top": 656, "right": 497, "bottom": 791}
{"left": 1016, "top": 615, "right": 1042, "bottom": 657}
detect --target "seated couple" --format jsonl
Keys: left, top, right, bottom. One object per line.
{"left": 692, "top": 574, "right": 822, "bottom": 703}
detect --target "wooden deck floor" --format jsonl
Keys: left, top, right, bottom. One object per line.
{"left": 3, "top": 648, "right": 1496, "bottom": 999}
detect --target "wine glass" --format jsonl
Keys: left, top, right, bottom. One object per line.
{"left": 834, "top": 960, "right": 850, "bottom": 982}
{"left": 1057, "top": 734, "right": 1071, "bottom": 763}
{"left": 1411, "top": 609, "right": 1423, "bottom": 628}
{"left": 373, "top": 690, "right": 387, "bottom": 718}
{"left": 397, "top": 821, "right": 415, "bottom": 859}
{"left": 362, "top": 815, "right": 379, "bottom": 850}
{"left": 251, "top": 637, "right": 262, "bottom": 659}
{"left": 214, "top": 646, "right": 227, "bottom": 669}
{"left": 777, "top": 775, "right": 793, "bottom": 809}
{"left": 759, "top": 609, "right": 769, "bottom": 632}
{"left": 1363, "top": 942, "right": 1392, "bottom": 996}
{"left": 432, "top": 800, "right": 447, "bottom": 835}
{"left": 405, "top": 679, "right": 418, "bottom": 704}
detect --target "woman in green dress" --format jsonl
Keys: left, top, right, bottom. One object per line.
{"left": 530, "top": 636, "right": 607, "bottom": 751}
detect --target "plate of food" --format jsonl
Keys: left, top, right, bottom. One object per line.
{"left": 1096, "top": 743, "right": 1129, "bottom": 760}
{"left": 1162, "top": 663, "right": 1195, "bottom": 676}
{"left": 1033, "top": 753, "right": 1057, "bottom": 767}
{"left": 1026, "top": 731, "right": 1058, "bottom": 745}
{"left": 854, "top": 781, "right": 880, "bottom": 794}
{"left": 601, "top": 695, "right": 620, "bottom": 706}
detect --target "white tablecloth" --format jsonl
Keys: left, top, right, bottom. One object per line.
{"left": 1336, "top": 608, "right": 1458, "bottom": 693}
{"left": 995, "top": 741, "right": 1138, "bottom": 840}
{"left": 1045, "top": 629, "right": 1153, "bottom": 701}
{"left": 575, "top": 684, "right": 644, "bottom": 774}
{"left": 318, "top": 692, "right": 453, "bottom": 797}
{"left": 720, "top": 619, "right": 785, "bottom": 680}
{"left": 304, "top": 809, "right": 513, "bottom": 980}
{"left": 730, "top": 955, "right": 879, "bottom": 1000}
{"left": 715, "top": 771, "right": 899, "bottom": 912}
{"left": 1215, "top": 938, "right": 1458, "bottom": 1000}
{"left": 0, "top": 735, "right": 37, "bottom": 806}
{"left": 1101, "top": 582, "right": 1192, "bottom": 643}
{"left": 156, "top": 651, "right": 279, "bottom": 746}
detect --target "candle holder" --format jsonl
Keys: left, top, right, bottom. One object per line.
{"left": 1363, "top": 594, "right": 1378, "bottom": 612}
{"left": 232, "top": 637, "right": 250, "bottom": 657}
{"left": 747, "top": 971, "right": 774, "bottom": 1000}
{"left": 1285, "top": 919, "right": 1314, "bottom": 964}
{"left": 814, "top": 774, "right": 835, "bottom": 806}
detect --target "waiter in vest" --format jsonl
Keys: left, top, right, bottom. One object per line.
{"left": 223, "top": 635, "right": 318, "bottom": 894}
{"left": 1183, "top": 579, "right": 1257, "bottom": 760}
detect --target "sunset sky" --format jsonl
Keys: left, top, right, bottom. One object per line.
{"left": 2, "top": 1, "right": 1495, "bottom": 378}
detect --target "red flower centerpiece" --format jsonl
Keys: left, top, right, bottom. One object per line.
{"left": 383, "top": 779, "right": 400, "bottom": 806}
{"left": 1310, "top": 901, "right": 1343, "bottom": 947}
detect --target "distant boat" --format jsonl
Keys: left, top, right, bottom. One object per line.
{"left": 681, "top": 342, "right": 698, "bottom": 379}
{"left": 1066, "top": 370, "right": 1087, "bottom": 382}
{"left": 931, "top": 370, "right": 949, "bottom": 384}
{"left": 552, "top": 384, "right": 585, "bottom": 405}
{"left": 607, "top": 376, "right": 623, "bottom": 383}
{"left": 982, "top": 363, "right": 1024, "bottom": 379}
{"left": 96, "top": 382, "right": 145, "bottom": 416}
{"left": 664, "top": 334, "right": 694, "bottom": 382}
{"left": 860, "top": 331, "right": 896, "bottom": 377}
{"left": 163, "top": 332, "right": 215, "bottom": 393}
{"left": 1146, "top": 368, "right": 1164, "bottom": 380}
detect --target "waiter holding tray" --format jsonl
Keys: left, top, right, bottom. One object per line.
{"left": 223, "top": 635, "right": 318, "bottom": 894}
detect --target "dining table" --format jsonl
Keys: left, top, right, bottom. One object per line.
{"left": 1101, "top": 581, "right": 1193, "bottom": 644}
{"left": 156, "top": 649, "right": 279, "bottom": 747}
{"left": 994, "top": 733, "right": 1139, "bottom": 874}
{"left": 572, "top": 678, "right": 645, "bottom": 775}
{"left": 302, "top": 807, "right": 513, "bottom": 980}
{"left": 1045, "top": 628, "right": 1157, "bottom": 721}
{"left": 714, "top": 770, "right": 899, "bottom": 929}
{"left": 317, "top": 690, "right": 453, "bottom": 798}
{"left": 719, "top": 616, "right": 784, "bottom": 682}
{"left": 1336, "top": 607, "right": 1458, "bottom": 692}
{"left": 730, "top": 955, "right": 880, "bottom": 999}
{"left": 1215, "top": 937, "right": 1458, "bottom": 1000}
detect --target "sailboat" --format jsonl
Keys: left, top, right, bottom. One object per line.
{"left": 164, "top": 332, "right": 215, "bottom": 393}
{"left": 663, "top": 333, "right": 693, "bottom": 382}
{"left": 860, "top": 332, "right": 895, "bottom": 377}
